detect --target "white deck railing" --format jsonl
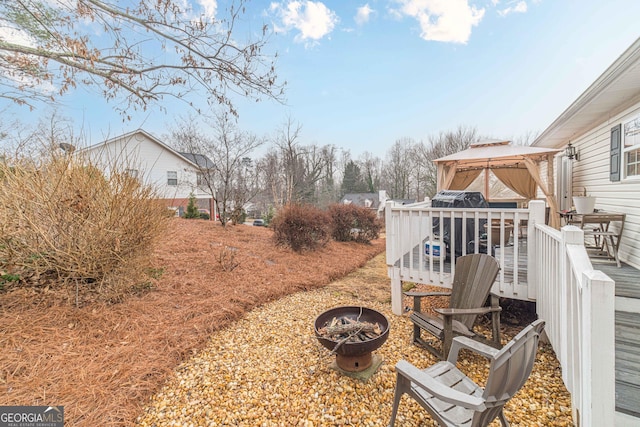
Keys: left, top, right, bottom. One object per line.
{"left": 385, "top": 199, "right": 616, "bottom": 426}
{"left": 534, "top": 223, "right": 615, "bottom": 426}
{"left": 385, "top": 199, "right": 542, "bottom": 315}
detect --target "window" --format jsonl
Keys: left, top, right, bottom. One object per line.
{"left": 196, "top": 172, "right": 205, "bottom": 187}
{"left": 623, "top": 116, "right": 640, "bottom": 179}
{"left": 125, "top": 169, "right": 139, "bottom": 179}
{"left": 167, "top": 171, "right": 178, "bottom": 186}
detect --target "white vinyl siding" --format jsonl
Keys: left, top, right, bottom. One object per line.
{"left": 80, "top": 131, "right": 213, "bottom": 201}
{"left": 562, "top": 101, "right": 640, "bottom": 270}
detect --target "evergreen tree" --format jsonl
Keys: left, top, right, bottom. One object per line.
{"left": 341, "top": 160, "right": 368, "bottom": 195}
{"left": 184, "top": 193, "right": 201, "bottom": 219}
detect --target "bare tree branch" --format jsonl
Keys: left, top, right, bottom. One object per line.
{"left": 0, "top": 0, "right": 284, "bottom": 114}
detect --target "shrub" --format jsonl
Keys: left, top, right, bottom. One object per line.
{"left": 0, "top": 151, "right": 169, "bottom": 302}
{"left": 328, "top": 203, "right": 381, "bottom": 243}
{"left": 263, "top": 205, "right": 276, "bottom": 226}
{"left": 271, "top": 204, "right": 331, "bottom": 252}
{"left": 184, "top": 193, "right": 200, "bottom": 219}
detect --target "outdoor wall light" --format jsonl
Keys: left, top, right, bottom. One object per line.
{"left": 565, "top": 143, "right": 578, "bottom": 161}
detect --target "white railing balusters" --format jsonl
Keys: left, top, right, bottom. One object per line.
{"left": 533, "top": 224, "right": 615, "bottom": 426}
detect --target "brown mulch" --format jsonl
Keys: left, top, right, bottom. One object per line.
{"left": 0, "top": 219, "right": 386, "bottom": 426}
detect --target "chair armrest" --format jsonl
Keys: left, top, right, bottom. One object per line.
{"left": 447, "top": 336, "right": 499, "bottom": 364}
{"left": 404, "top": 291, "right": 451, "bottom": 312}
{"left": 434, "top": 306, "right": 502, "bottom": 316}
{"left": 403, "top": 291, "right": 451, "bottom": 298}
{"left": 395, "top": 360, "right": 486, "bottom": 411}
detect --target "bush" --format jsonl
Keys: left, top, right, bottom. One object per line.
{"left": 328, "top": 204, "right": 381, "bottom": 243}
{"left": 0, "top": 151, "right": 169, "bottom": 302}
{"left": 271, "top": 204, "right": 331, "bottom": 252}
{"left": 184, "top": 193, "right": 200, "bottom": 219}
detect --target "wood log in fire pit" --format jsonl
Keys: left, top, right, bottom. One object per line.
{"left": 314, "top": 306, "right": 389, "bottom": 372}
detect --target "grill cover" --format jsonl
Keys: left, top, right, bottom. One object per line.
{"left": 431, "top": 191, "right": 489, "bottom": 257}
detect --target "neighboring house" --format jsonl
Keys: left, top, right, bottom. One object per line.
{"left": 532, "top": 36, "right": 640, "bottom": 270}
{"left": 78, "top": 129, "right": 215, "bottom": 216}
{"left": 340, "top": 190, "right": 390, "bottom": 218}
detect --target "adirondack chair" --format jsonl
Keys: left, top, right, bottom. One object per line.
{"left": 405, "top": 253, "right": 501, "bottom": 360}
{"left": 389, "top": 319, "right": 546, "bottom": 427}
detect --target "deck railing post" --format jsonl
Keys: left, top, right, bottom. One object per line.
{"left": 386, "top": 200, "right": 404, "bottom": 315}
{"left": 528, "top": 200, "right": 546, "bottom": 300}
{"left": 581, "top": 270, "right": 616, "bottom": 426}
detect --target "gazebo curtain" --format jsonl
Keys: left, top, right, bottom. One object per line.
{"left": 450, "top": 169, "right": 483, "bottom": 190}
{"left": 492, "top": 167, "right": 537, "bottom": 200}
{"left": 437, "top": 160, "right": 560, "bottom": 229}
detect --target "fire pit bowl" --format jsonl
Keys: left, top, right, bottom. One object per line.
{"left": 314, "top": 306, "right": 389, "bottom": 372}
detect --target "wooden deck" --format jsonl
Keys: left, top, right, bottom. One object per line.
{"left": 596, "top": 262, "right": 640, "bottom": 418}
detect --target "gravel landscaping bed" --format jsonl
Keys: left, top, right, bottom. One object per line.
{"left": 136, "top": 256, "right": 574, "bottom": 427}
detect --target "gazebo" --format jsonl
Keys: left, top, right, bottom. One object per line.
{"left": 433, "top": 139, "right": 562, "bottom": 228}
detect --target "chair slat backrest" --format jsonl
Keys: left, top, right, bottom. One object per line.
{"left": 449, "top": 254, "right": 500, "bottom": 329}
{"left": 474, "top": 320, "right": 545, "bottom": 425}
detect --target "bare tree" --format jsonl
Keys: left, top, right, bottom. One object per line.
{"left": 359, "top": 151, "right": 382, "bottom": 194}
{"left": 314, "top": 144, "right": 338, "bottom": 208}
{"left": 265, "top": 117, "right": 337, "bottom": 206}
{"left": 0, "top": 0, "right": 283, "bottom": 114}
{"left": 415, "top": 125, "right": 480, "bottom": 198}
{"left": 511, "top": 130, "right": 539, "bottom": 146}
{"left": 382, "top": 137, "right": 416, "bottom": 199}
{"left": 171, "top": 111, "right": 264, "bottom": 226}
{"left": 0, "top": 110, "right": 81, "bottom": 161}
{"left": 257, "top": 151, "right": 284, "bottom": 211}
{"left": 274, "top": 117, "right": 304, "bottom": 205}
{"left": 230, "top": 156, "right": 261, "bottom": 224}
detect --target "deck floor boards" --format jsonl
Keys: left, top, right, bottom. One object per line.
{"left": 615, "top": 309, "right": 640, "bottom": 417}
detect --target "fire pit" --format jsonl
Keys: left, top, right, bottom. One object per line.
{"left": 314, "top": 306, "right": 389, "bottom": 373}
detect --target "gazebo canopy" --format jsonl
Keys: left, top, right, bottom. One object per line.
{"left": 433, "top": 139, "right": 561, "bottom": 228}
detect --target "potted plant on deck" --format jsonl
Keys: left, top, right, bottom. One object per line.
{"left": 573, "top": 188, "right": 596, "bottom": 214}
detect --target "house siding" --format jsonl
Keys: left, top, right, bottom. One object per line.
{"left": 564, "top": 101, "right": 640, "bottom": 270}
{"left": 81, "top": 131, "right": 213, "bottom": 214}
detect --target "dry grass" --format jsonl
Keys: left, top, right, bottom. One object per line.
{"left": 0, "top": 219, "right": 386, "bottom": 426}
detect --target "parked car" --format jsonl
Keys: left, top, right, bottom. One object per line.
{"left": 198, "top": 209, "right": 211, "bottom": 220}
{"left": 252, "top": 219, "right": 265, "bottom": 226}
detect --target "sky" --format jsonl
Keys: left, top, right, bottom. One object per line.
{"left": 3, "top": 0, "right": 640, "bottom": 159}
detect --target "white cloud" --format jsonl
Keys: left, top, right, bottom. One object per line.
{"left": 355, "top": 4, "right": 374, "bottom": 26}
{"left": 269, "top": 1, "right": 338, "bottom": 43}
{"left": 198, "top": 0, "right": 217, "bottom": 19}
{"left": 0, "top": 20, "right": 57, "bottom": 94}
{"left": 392, "top": 0, "right": 485, "bottom": 44}
{"left": 0, "top": 20, "right": 36, "bottom": 47}
{"left": 498, "top": 0, "right": 527, "bottom": 17}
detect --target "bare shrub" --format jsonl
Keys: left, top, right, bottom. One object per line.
{"left": 0, "top": 151, "right": 169, "bottom": 302}
{"left": 328, "top": 204, "right": 381, "bottom": 243}
{"left": 217, "top": 246, "right": 239, "bottom": 272}
{"left": 271, "top": 204, "right": 331, "bottom": 252}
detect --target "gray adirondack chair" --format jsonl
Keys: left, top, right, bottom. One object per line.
{"left": 405, "top": 253, "right": 502, "bottom": 360}
{"left": 389, "top": 319, "right": 546, "bottom": 427}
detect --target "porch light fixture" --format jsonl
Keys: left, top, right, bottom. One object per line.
{"left": 565, "top": 143, "right": 578, "bottom": 161}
